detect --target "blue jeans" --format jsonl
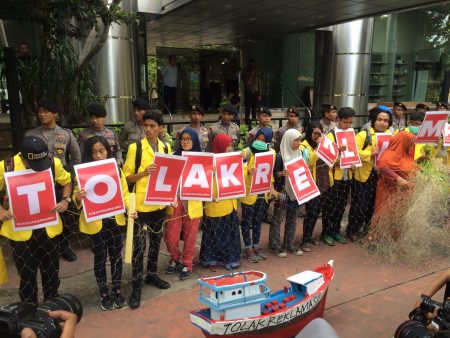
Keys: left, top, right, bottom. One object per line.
{"left": 241, "top": 198, "right": 268, "bottom": 248}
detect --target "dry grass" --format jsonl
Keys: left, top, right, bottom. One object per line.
{"left": 364, "top": 160, "right": 450, "bottom": 268}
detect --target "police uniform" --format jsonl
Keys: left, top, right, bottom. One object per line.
{"left": 320, "top": 118, "right": 338, "bottom": 135}
{"left": 210, "top": 103, "right": 240, "bottom": 151}
{"left": 120, "top": 121, "right": 145, "bottom": 153}
{"left": 246, "top": 106, "right": 273, "bottom": 147}
{"left": 274, "top": 123, "right": 302, "bottom": 152}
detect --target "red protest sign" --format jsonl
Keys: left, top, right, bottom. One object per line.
{"left": 249, "top": 151, "right": 274, "bottom": 195}
{"left": 316, "top": 135, "right": 339, "bottom": 167}
{"left": 335, "top": 128, "right": 361, "bottom": 168}
{"left": 145, "top": 153, "right": 187, "bottom": 205}
{"left": 444, "top": 122, "right": 450, "bottom": 147}
{"left": 214, "top": 152, "right": 246, "bottom": 200}
{"left": 74, "top": 158, "right": 125, "bottom": 222}
{"left": 180, "top": 152, "right": 214, "bottom": 201}
{"left": 5, "top": 169, "right": 58, "bottom": 231}
{"left": 285, "top": 157, "right": 320, "bottom": 205}
{"left": 375, "top": 133, "right": 393, "bottom": 165}
{"left": 415, "top": 111, "right": 450, "bottom": 144}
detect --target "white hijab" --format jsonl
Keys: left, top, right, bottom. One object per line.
{"left": 280, "top": 129, "right": 303, "bottom": 163}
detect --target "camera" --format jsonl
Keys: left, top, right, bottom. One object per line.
{"left": 395, "top": 295, "right": 450, "bottom": 338}
{"left": 0, "top": 294, "right": 83, "bottom": 338}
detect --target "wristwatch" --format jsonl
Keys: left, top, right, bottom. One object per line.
{"left": 62, "top": 196, "right": 71, "bottom": 203}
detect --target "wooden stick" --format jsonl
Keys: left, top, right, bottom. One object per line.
{"left": 124, "top": 192, "right": 136, "bottom": 264}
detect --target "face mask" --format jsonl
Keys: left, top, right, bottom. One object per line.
{"left": 409, "top": 126, "right": 420, "bottom": 135}
{"left": 252, "top": 140, "right": 268, "bottom": 151}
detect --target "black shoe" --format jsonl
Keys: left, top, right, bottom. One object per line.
{"left": 129, "top": 288, "right": 141, "bottom": 310}
{"left": 145, "top": 274, "right": 171, "bottom": 289}
{"left": 61, "top": 248, "right": 77, "bottom": 262}
{"left": 113, "top": 291, "right": 126, "bottom": 309}
{"left": 164, "top": 261, "right": 183, "bottom": 274}
{"left": 100, "top": 293, "right": 114, "bottom": 311}
{"left": 179, "top": 267, "right": 191, "bottom": 280}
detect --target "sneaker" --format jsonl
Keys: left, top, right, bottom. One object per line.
{"left": 301, "top": 242, "right": 312, "bottom": 252}
{"left": 286, "top": 248, "right": 304, "bottom": 256}
{"left": 164, "top": 261, "right": 183, "bottom": 274}
{"left": 322, "top": 236, "right": 336, "bottom": 246}
{"left": 333, "top": 233, "right": 347, "bottom": 244}
{"left": 254, "top": 250, "right": 267, "bottom": 260}
{"left": 100, "top": 293, "right": 113, "bottom": 311}
{"left": 145, "top": 274, "right": 171, "bottom": 289}
{"left": 247, "top": 254, "right": 259, "bottom": 263}
{"left": 113, "top": 291, "right": 126, "bottom": 309}
{"left": 179, "top": 267, "right": 191, "bottom": 280}
{"left": 272, "top": 249, "right": 287, "bottom": 258}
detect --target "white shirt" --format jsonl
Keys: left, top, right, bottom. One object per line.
{"left": 161, "top": 64, "right": 177, "bottom": 88}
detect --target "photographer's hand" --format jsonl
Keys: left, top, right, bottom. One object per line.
{"left": 20, "top": 327, "right": 37, "bottom": 338}
{"left": 49, "top": 310, "right": 78, "bottom": 338}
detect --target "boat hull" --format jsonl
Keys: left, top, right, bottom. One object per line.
{"left": 191, "top": 289, "right": 329, "bottom": 338}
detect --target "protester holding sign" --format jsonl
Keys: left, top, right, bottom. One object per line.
{"left": 300, "top": 122, "right": 329, "bottom": 252}
{"left": 403, "top": 112, "right": 427, "bottom": 162}
{"left": 240, "top": 128, "right": 276, "bottom": 263}
{"left": 0, "top": 137, "right": 72, "bottom": 304}
{"left": 123, "top": 111, "right": 172, "bottom": 310}
{"left": 200, "top": 134, "right": 241, "bottom": 271}
{"left": 347, "top": 108, "right": 392, "bottom": 241}
{"left": 322, "top": 107, "right": 356, "bottom": 246}
{"left": 74, "top": 136, "right": 136, "bottom": 311}
{"left": 269, "top": 129, "right": 305, "bottom": 257}
{"left": 164, "top": 128, "right": 203, "bottom": 280}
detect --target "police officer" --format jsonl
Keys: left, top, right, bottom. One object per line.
{"left": 319, "top": 103, "right": 338, "bottom": 135}
{"left": 246, "top": 106, "right": 272, "bottom": 147}
{"left": 209, "top": 103, "right": 240, "bottom": 151}
{"left": 25, "top": 100, "right": 80, "bottom": 262}
{"left": 0, "top": 137, "right": 72, "bottom": 304}
{"left": 175, "top": 104, "right": 210, "bottom": 152}
{"left": 273, "top": 107, "right": 302, "bottom": 152}
{"left": 79, "top": 103, "right": 122, "bottom": 166}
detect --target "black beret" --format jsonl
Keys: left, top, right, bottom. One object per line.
{"left": 393, "top": 102, "right": 407, "bottom": 111}
{"left": 132, "top": 98, "right": 150, "bottom": 110}
{"left": 258, "top": 106, "right": 272, "bottom": 116}
{"left": 223, "top": 103, "right": 238, "bottom": 115}
{"left": 287, "top": 106, "right": 300, "bottom": 117}
{"left": 436, "top": 101, "right": 448, "bottom": 109}
{"left": 415, "top": 103, "right": 429, "bottom": 111}
{"left": 87, "top": 103, "right": 107, "bottom": 117}
{"left": 190, "top": 104, "right": 204, "bottom": 115}
{"left": 37, "top": 100, "right": 61, "bottom": 113}
{"left": 321, "top": 103, "right": 337, "bottom": 111}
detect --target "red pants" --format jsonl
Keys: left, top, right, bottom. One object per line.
{"left": 164, "top": 201, "right": 201, "bottom": 271}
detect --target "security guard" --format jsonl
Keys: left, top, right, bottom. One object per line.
{"left": 0, "top": 137, "right": 72, "bottom": 304}
{"left": 209, "top": 103, "right": 240, "bottom": 151}
{"left": 25, "top": 100, "right": 80, "bottom": 262}
{"left": 79, "top": 103, "right": 122, "bottom": 166}
{"left": 175, "top": 104, "right": 210, "bottom": 152}
{"left": 274, "top": 107, "right": 302, "bottom": 152}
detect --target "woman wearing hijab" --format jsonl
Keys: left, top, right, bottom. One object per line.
{"left": 164, "top": 128, "right": 203, "bottom": 280}
{"left": 240, "top": 127, "right": 277, "bottom": 263}
{"left": 200, "top": 134, "right": 241, "bottom": 271}
{"left": 269, "top": 129, "right": 305, "bottom": 257}
{"left": 369, "top": 131, "right": 418, "bottom": 238}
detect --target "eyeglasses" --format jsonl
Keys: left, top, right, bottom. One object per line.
{"left": 181, "top": 138, "right": 192, "bottom": 143}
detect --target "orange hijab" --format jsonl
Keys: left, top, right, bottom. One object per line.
{"left": 377, "top": 131, "right": 417, "bottom": 173}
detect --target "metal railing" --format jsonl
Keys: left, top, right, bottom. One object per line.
{"left": 281, "top": 87, "right": 312, "bottom": 118}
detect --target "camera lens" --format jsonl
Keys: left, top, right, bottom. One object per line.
{"left": 394, "top": 320, "right": 434, "bottom": 338}
{"left": 38, "top": 294, "right": 83, "bottom": 323}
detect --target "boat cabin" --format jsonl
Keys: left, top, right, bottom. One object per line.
{"left": 287, "top": 270, "right": 324, "bottom": 296}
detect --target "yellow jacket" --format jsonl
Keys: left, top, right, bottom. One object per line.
{"left": 0, "top": 246, "right": 7, "bottom": 286}
{"left": 326, "top": 131, "right": 354, "bottom": 184}
{"left": 167, "top": 199, "right": 203, "bottom": 219}
{"left": 123, "top": 138, "right": 171, "bottom": 212}
{"left": 204, "top": 174, "right": 237, "bottom": 217}
{"left": 354, "top": 128, "right": 391, "bottom": 183}
{"left": 300, "top": 140, "right": 333, "bottom": 184}
{"left": 74, "top": 168, "right": 130, "bottom": 235}
{"left": 239, "top": 148, "right": 276, "bottom": 206}
{"left": 0, "top": 155, "right": 71, "bottom": 241}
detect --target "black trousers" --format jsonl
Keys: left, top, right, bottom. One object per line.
{"left": 322, "top": 180, "right": 351, "bottom": 237}
{"left": 132, "top": 208, "right": 166, "bottom": 290}
{"left": 163, "top": 85, "right": 177, "bottom": 114}
{"left": 11, "top": 229, "right": 60, "bottom": 304}
{"left": 244, "top": 90, "right": 259, "bottom": 125}
{"left": 90, "top": 218, "right": 123, "bottom": 294}
{"left": 347, "top": 171, "right": 378, "bottom": 236}
{"left": 303, "top": 192, "right": 329, "bottom": 241}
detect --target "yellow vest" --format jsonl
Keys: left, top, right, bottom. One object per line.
{"left": 123, "top": 138, "right": 172, "bottom": 212}
{"left": 0, "top": 155, "right": 71, "bottom": 241}
{"left": 204, "top": 174, "right": 237, "bottom": 217}
{"left": 326, "top": 131, "right": 354, "bottom": 185}
{"left": 0, "top": 246, "right": 7, "bottom": 286}
{"left": 74, "top": 168, "right": 129, "bottom": 235}
{"left": 354, "top": 128, "right": 391, "bottom": 183}
{"left": 167, "top": 200, "right": 203, "bottom": 220}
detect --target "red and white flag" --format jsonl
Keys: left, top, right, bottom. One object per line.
{"left": 145, "top": 153, "right": 187, "bottom": 206}
{"left": 180, "top": 152, "right": 214, "bottom": 201}
{"left": 214, "top": 152, "right": 246, "bottom": 200}
{"left": 375, "top": 133, "right": 393, "bottom": 166}
{"left": 443, "top": 122, "right": 450, "bottom": 147}
{"left": 5, "top": 169, "right": 58, "bottom": 231}
{"left": 74, "top": 158, "right": 125, "bottom": 222}
{"left": 335, "top": 128, "right": 361, "bottom": 168}
{"left": 285, "top": 157, "right": 320, "bottom": 205}
{"left": 250, "top": 151, "right": 274, "bottom": 195}
{"left": 415, "top": 111, "right": 450, "bottom": 144}
{"left": 316, "top": 135, "right": 339, "bottom": 167}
